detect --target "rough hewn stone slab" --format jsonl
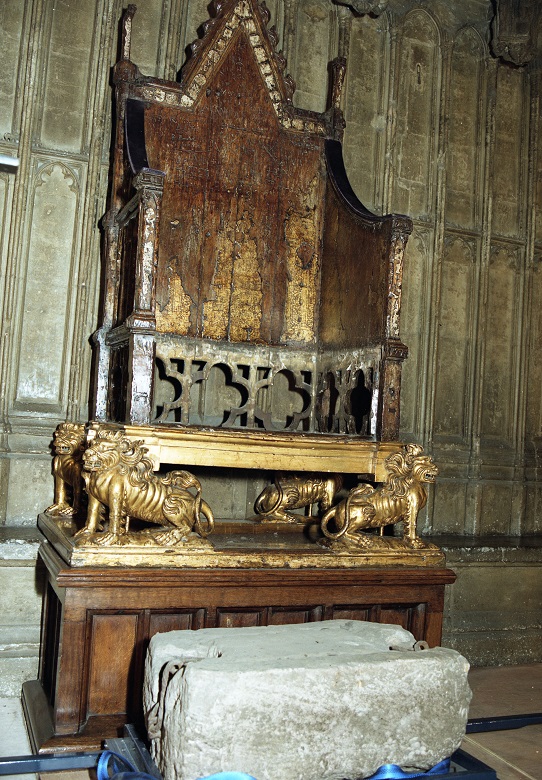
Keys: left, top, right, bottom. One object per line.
{"left": 144, "top": 620, "right": 471, "bottom": 780}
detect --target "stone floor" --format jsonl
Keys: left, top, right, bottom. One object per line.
{"left": 0, "top": 698, "right": 35, "bottom": 780}
{"left": 0, "top": 664, "right": 540, "bottom": 779}
{"left": 461, "top": 664, "right": 541, "bottom": 779}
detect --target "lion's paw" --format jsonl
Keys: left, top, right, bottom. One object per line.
{"left": 258, "top": 512, "right": 305, "bottom": 524}
{"left": 73, "top": 527, "right": 93, "bottom": 541}
{"left": 405, "top": 537, "right": 428, "bottom": 549}
{"left": 154, "top": 528, "right": 189, "bottom": 546}
{"left": 342, "top": 532, "right": 373, "bottom": 548}
{"left": 93, "top": 532, "right": 124, "bottom": 546}
{"left": 46, "top": 503, "right": 75, "bottom": 517}
{"left": 73, "top": 523, "right": 103, "bottom": 540}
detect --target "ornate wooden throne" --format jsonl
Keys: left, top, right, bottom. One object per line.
{"left": 25, "top": 0, "right": 456, "bottom": 752}
{"left": 93, "top": 1, "right": 411, "bottom": 441}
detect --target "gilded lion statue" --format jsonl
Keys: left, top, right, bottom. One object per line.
{"left": 255, "top": 473, "right": 343, "bottom": 523}
{"left": 46, "top": 422, "right": 86, "bottom": 516}
{"left": 320, "top": 444, "right": 438, "bottom": 548}
{"left": 76, "top": 429, "right": 214, "bottom": 546}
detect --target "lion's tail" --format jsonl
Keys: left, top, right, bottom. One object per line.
{"left": 167, "top": 471, "right": 214, "bottom": 538}
{"left": 194, "top": 500, "right": 214, "bottom": 538}
{"left": 254, "top": 482, "right": 284, "bottom": 517}
{"left": 321, "top": 484, "right": 376, "bottom": 540}
{"left": 321, "top": 504, "right": 349, "bottom": 539}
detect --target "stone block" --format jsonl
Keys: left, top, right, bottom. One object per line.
{"left": 4, "top": 455, "right": 53, "bottom": 525}
{"left": 442, "top": 629, "right": 542, "bottom": 668}
{"left": 144, "top": 620, "right": 471, "bottom": 780}
{"left": 0, "top": 566, "right": 43, "bottom": 628}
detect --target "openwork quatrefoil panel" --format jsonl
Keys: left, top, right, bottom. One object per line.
{"left": 154, "top": 355, "right": 314, "bottom": 431}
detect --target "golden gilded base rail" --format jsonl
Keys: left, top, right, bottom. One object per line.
{"left": 41, "top": 422, "right": 446, "bottom": 568}
{"left": 88, "top": 423, "right": 402, "bottom": 479}
{"left": 38, "top": 513, "right": 445, "bottom": 569}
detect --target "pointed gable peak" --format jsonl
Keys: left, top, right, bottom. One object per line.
{"left": 180, "top": 0, "right": 303, "bottom": 125}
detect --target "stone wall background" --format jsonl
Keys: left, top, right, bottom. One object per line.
{"left": 0, "top": 0, "right": 541, "bottom": 681}
{"left": 1, "top": 0, "right": 541, "bottom": 537}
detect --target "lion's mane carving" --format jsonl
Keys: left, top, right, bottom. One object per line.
{"left": 77, "top": 430, "right": 214, "bottom": 546}
{"left": 255, "top": 473, "right": 343, "bottom": 523}
{"left": 321, "top": 444, "right": 438, "bottom": 548}
{"left": 46, "top": 423, "right": 86, "bottom": 516}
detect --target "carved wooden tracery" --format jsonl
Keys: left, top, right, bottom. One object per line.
{"left": 92, "top": 0, "right": 412, "bottom": 441}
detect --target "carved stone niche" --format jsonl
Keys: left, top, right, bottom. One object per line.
{"left": 91, "top": 0, "right": 412, "bottom": 442}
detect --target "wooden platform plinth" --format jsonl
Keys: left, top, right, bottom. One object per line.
{"left": 23, "top": 541, "right": 456, "bottom": 752}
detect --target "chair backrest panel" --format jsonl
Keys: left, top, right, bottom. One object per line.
{"left": 144, "top": 29, "right": 326, "bottom": 346}
{"left": 320, "top": 176, "right": 391, "bottom": 349}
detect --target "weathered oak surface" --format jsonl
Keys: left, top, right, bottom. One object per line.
{"left": 94, "top": 0, "right": 412, "bottom": 437}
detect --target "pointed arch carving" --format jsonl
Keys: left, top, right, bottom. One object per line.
{"left": 433, "top": 233, "right": 478, "bottom": 442}
{"left": 393, "top": 10, "right": 440, "bottom": 218}
{"left": 34, "top": 160, "right": 79, "bottom": 194}
{"left": 14, "top": 160, "right": 80, "bottom": 409}
{"left": 446, "top": 27, "right": 486, "bottom": 230}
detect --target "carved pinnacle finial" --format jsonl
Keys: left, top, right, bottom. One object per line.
{"left": 330, "top": 57, "right": 347, "bottom": 111}
{"left": 121, "top": 5, "right": 137, "bottom": 61}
